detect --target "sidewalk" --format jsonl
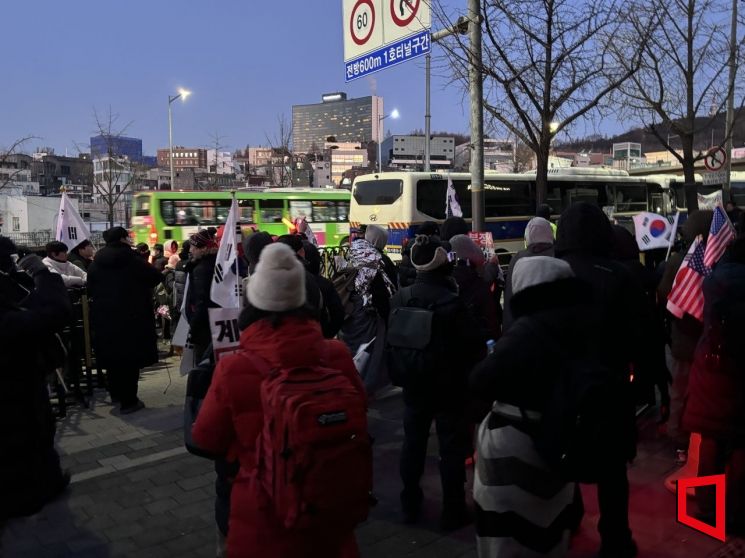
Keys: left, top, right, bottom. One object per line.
{"left": 1, "top": 358, "right": 743, "bottom": 558}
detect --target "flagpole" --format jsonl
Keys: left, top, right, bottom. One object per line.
{"left": 231, "top": 190, "right": 240, "bottom": 308}
{"left": 665, "top": 212, "right": 680, "bottom": 262}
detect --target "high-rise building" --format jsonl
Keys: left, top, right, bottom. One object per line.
{"left": 90, "top": 135, "right": 144, "bottom": 163}
{"left": 292, "top": 93, "right": 382, "bottom": 155}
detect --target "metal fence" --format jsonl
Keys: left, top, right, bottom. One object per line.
{"left": 4, "top": 231, "right": 107, "bottom": 251}
{"left": 318, "top": 246, "right": 351, "bottom": 279}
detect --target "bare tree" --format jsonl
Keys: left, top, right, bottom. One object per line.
{"left": 435, "top": 0, "right": 650, "bottom": 205}
{"left": 0, "top": 136, "right": 36, "bottom": 192}
{"left": 206, "top": 131, "right": 229, "bottom": 189}
{"left": 91, "top": 107, "right": 141, "bottom": 227}
{"left": 615, "top": 0, "right": 744, "bottom": 211}
{"left": 265, "top": 114, "right": 294, "bottom": 187}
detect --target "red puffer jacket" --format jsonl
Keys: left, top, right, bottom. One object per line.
{"left": 192, "top": 317, "right": 366, "bottom": 558}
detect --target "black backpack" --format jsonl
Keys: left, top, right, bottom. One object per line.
{"left": 527, "top": 324, "right": 632, "bottom": 482}
{"left": 331, "top": 267, "right": 358, "bottom": 320}
{"left": 385, "top": 285, "right": 458, "bottom": 389}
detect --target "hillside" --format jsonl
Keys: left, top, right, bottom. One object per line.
{"left": 556, "top": 109, "right": 745, "bottom": 154}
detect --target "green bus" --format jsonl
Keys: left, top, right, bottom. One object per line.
{"left": 132, "top": 188, "right": 351, "bottom": 248}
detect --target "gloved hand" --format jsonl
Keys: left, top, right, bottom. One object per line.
{"left": 18, "top": 254, "right": 49, "bottom": 277}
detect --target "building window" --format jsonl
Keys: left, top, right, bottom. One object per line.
{"left": 12, "top": 217, "right": 20, "bottom": 232}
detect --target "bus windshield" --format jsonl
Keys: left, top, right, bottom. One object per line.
{"left": 353, "top": 179, "right": 403, "bottom": 205}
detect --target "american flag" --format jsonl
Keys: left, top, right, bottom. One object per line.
{"left": 703, "top": 206, "right": 735, "bottom": 268}
{"left": 667, "top": 236, "right": 707, "bottom": 321}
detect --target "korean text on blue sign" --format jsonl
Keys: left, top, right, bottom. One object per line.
{"left": 345, "top": 30, "right": 431, "bottom": 82}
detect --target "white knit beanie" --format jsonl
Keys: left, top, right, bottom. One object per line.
{"left": 512, "top": 256, "right": 573, "bottom": 295}
{"left": 246, "top": 243, "right": 306, "bottom": 312}
{"left": 365, "top": 224, "right": 388, "bottom": 251}
{"left": 524, "top": 217, "right": 554, "bottom": 246}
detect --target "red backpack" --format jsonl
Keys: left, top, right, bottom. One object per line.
{"left": 246, "top": 353, "right": 372, "bottom": 531}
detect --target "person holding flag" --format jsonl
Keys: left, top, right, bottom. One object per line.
{"left": 184, "top": 229, "right": 219, "bottom": 363}
{"left": 682, "top": 221, "right": 744, "bottom": 534}
{"left": 658, "top": 211, "right": 713, "bottom": 469}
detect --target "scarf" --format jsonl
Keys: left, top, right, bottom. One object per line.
{"left": 349, "top": 239, "right": 395, "bottom": 308}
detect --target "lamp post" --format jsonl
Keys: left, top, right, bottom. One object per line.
{"left": 168, "top": 88, "right": 191, "bottom": 190}
{"left": 377, "top": 108, "right": 400, "bottom": 173}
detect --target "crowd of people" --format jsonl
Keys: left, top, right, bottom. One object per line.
{"left": 0, "top": 201, "right": 744, "bottom": 558}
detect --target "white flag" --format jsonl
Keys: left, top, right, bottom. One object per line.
{"left": 210, "top": 198, "right": 242, "bottom": 309}
{"left": 632, "top": 211, "right": 678, "bottom": 251}
{"left": 697, "top": 190, "right": 723, "bottom": 210}
{"left": 445, "top": 175, "right": 463, "bottom": 218}
{"left": 55, "top": 192, "right": 90, "bottom": 251}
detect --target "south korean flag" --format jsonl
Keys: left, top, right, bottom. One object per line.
{"left": 55, "top": 192, "right": 90, "bottom": 251}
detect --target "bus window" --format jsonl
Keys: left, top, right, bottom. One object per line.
{"left": 238, "top": 200, "right": 255, "bottom": 223}
{"left": 353, "top": 179, "right": 403, "bottom": 205}
{"left": 337, "top": 201, "right": 350, "bottom": 222}
{"left": 483, "top": 182, "right": 533, "bottom": 217}
{"left": 311, "top": 200, "right": 337, "bottom": 222}
{"left": 614, "top": 183, "right": 647, "bottom": 212}
{"left": 259, "top": 199, "right": 284, "bottom": 223}
{"left": 546, "top": 185, "right": 563, "bottom": 213}
{"left": 161, "top": 200, "right": 220, "bottom": 226}
{"left": 134, "top": 195, "right": 150, "bottom": 217}
{"left": 289, "top": 200, "right": 312, "bottom": 221}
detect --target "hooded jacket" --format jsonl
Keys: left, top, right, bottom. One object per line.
{"left": 557, "top": 202, "right": 656, "bottom": 421}
{"left": 88, "top": 243, "right": 163, "bottom": 368}
{"left": 503, "top": 218, "right": 555, "bottom": 330}
{"left": 192, "top": 317, "right": 365, "bottom": 558}
{"left": 683, "top": 252, "right": 745, "bottom": 441}
{"left": 42, "top": 256, "right": 87, "bottom": 288}
{"left": 184, "top": 251, "right": 218, "bottom": 350}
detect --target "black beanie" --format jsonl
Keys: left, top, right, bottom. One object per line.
{"left": 243, "top": 232, "right": 274, "bottom": 272}
{"left": 277, "top": 234, "right": 304, "bottom": 254}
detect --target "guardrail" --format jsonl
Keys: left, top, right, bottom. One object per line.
{"left": 4, "top": 231, "right": 107, "bottom": 250}
{"left": 318, "top": 246, "right": 350, "bottom": 279}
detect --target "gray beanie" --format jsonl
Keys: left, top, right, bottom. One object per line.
{"left": 365, "top": 224, "right": 388, "bottom": 251}
{"left": 524, "top": 217, "right": 554, "bottom": 246}
{"left": 512, "top": 256, "right": 573, "bottom": 295}
{"left": 449, "top": 234, "right": 484, "bottom": 266}
{"left": 246, "top": 243, "right": 306, "bottom": 312}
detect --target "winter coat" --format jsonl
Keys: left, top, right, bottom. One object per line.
{"left": 389, "top": 270, "right": 487, "bottom": 409}
{"left": 42, "top": 256, "right": 87, "bottom": 288}
{"left": 502, "top": 243, "right": 554, "bottom": 330}
{"left": 152, "top": 255, "right": 168, "bottom": 273}
{"left": 192, "top": 317, "right": 365, "bottom": 558}
{"left": 683, "top": 258, "right": 745, "bottom": 442}
{"left": 173, "top": 263, "right": 188, "bottom": 312}
{"left": 470, "top": 278, "right": 592, "bottom": 557}
{"left": 88, "top": 243, "right": 163, "bottom": 369}
{"left": 0, "top": 270, "right": 72, "bottom": 519}
{"left": 184, "top": 252, "right": 218, "bottom": 350}
{"left": 315, "top": 274, "right": 345, "bottom": 338}
{"left": 452, "top": 261, "right": 499, "bottom": 339}
{"left": 68, "top": 252, "right": 92, "bottom": 272}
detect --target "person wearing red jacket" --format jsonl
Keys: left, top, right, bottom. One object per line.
{"left": 192, "top": 242, "right": 366, "bottom": 558}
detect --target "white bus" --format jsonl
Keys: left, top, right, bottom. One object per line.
{"left": 644, "top": 171, "right": 745, "bottom": 210}
{"left": 350, "top": 168, "right": 674, "bottom": 256}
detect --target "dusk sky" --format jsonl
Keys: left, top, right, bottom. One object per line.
{"left": 1, "top": 0, "right": 615, "bottom": 156}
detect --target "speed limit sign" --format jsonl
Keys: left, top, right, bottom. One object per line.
{"left": 350, "top": 0, "right": 376, "bottom": 46}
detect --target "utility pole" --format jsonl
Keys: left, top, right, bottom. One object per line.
{"left": 724, "top": 0, "right": 738, "bottom": 201}
{"left": 429, "top": 17, "right": 470, "bottom": 174}
{"left": 468, "top": 0, "right": 485, "bottom": 232}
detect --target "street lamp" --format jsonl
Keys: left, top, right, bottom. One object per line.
{"left": 378, "top": 108, "right": 400, "bottom": 173}
{"left": 168, "top": 88, "right": 191, "bottom": 190}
